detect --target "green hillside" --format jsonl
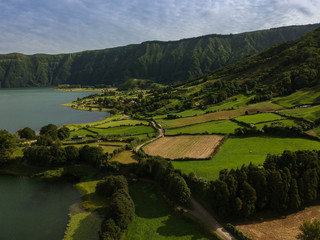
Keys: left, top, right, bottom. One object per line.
{"left": 0, "top": 24, "right": 319, "bottom": 88}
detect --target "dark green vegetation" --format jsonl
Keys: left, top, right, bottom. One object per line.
{"left": 0, "top": 24, "right": 319, "bottom": 88}
{"left": 96, "top": 176, "right": 135, "bottom": 240}
{"left": 297, "top": 219, "right": 320, "bottom": 240}
{"left": 0, "top": 130, "right": 17, "bottom": 162}
{"left": 184, "top": 150, "right": 320, "bottom": 219}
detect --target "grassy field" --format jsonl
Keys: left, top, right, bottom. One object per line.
{"left": 111, "top": 151, "right": 139, "bottom": 164}
{"left": 63, "top": 210, "right": 101, "bottom": 240}
{"left": 63, "top": 180, "right": 105, "bottom": 240}
{"left": 126, "top": 181, "right": 211, "bottom": 240}
{"left": 89, "top": 125, "right": 155, "bottom": 136}
{"left": 143, "top": 135, "right": 224, "bottom": 159}
{"left": 94, "top": 119, "right": 149, "bottom": 128}
{"left": 157, "top": 110, "right": 241, "bottom": 129}
{"left": 70, "top": 143, "right": 121, "bottom": 153}
{"left": 274, "top": 86, "right": 320, "bottom": 108}
{"left": 165, "top": 120, "right": 241, "bottom": 135}
{"left": 235, "top": 113, "right": 285, "bottom": 124}
{"left": 279, "top": 105, "right": 320, "bottom": 122}
{"left": 70, "top": 129, "right": 96, "bottom": 138}
{"left": 156, "top": 102, "right": 283, "bottom": 129}
{"left": 172, "top": 136, "right": 320, "bottom": 180}
{"left": 255, "top": 119, "right": 299, "bottom": 130}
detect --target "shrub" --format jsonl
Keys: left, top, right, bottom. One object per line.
{"left": 96, "top": 175, "right": 128, "bottom": 198}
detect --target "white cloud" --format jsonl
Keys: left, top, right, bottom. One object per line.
{"left": 0, "top": 0, "right": 319, "bottom": 54}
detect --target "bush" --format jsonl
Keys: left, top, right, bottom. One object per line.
{"left": 96, "top": 175, "right": 128, "bottom": 198}
{"left": 99, "top": 218, "right": 122, "bottom": 240}
{"left": 109, "top": 189, "right": 135, "bottom": 230}
{"left": 226, "top": 223, "right": 252, "bottom": 240}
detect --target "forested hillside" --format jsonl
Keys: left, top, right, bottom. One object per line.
{"left": 0, "top": 23, "right": 319, "bottom": 88}
{"left": 118, "top": 26, "right": 320, "bottom": 117}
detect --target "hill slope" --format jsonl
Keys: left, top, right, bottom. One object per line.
{"left": 119, "top": 26, "right": 320, "bottom": 117}
{"left": 0, "top": 23, "right": 319, "bottom": 88}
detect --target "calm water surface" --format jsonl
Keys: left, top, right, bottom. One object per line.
{"left": 0, "top": 88, "right": 109, "bottom": 133}
{"left": 0, "top": 175, "right": 81, "bottom": 240}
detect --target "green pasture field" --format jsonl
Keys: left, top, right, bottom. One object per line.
{"left": 165, "top": 120, "right": 241, "bottom": 135}
{"left": 89, "top": 125, "right": 155, "bottom": 136}
{"left": 279, "top": 105, "right": 320, "bottom": 122}
{"left": 126, "top": 182, "right": 211, "bottom": 240}
{"left": 172, "top": 136, "right": 320, "bottom": 180}
{"left": 255, "top": 119, "right": 299, "bottom": 130}
{"left": 175, "top": 95, "right": 253, "bottom": 118}
{"left": 65, "top": 143, "right": 121, "bottom": 154}
{"left": 70, "top": 129, "right": 96, "bottom": 138}
{"left": 307, "top": 126, "right": 320, "bottom": 137}
{"left": 66, "top": 115, "right": 123, "bottom": 130}
{"left": 156, "top": 101, "right": 283, "bottom": 129}
{"left": 111, "top": 150, "right": 138, "bottom": 164}
{"left": 63, "top": 180, "right": 106, "bottom": 240}
{"left": 94, "top": 119, "right": 149, "bottom": 128}
{"left": 274, "top": 86, "right": 320, "bottom": 108}
{"left": 235, "top": 113, "right": 285, "bottom": 124}
{"left": 63, "top": 211, "right": 101, "bottom": 240}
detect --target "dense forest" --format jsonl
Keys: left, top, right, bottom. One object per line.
{"left": 0, "top": 24, "right": 319, "bottom": 88}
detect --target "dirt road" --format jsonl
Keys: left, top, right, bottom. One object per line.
{"left": 135, "top": 121, "right": 164, "bottom": 152}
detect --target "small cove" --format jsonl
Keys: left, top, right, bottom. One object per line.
{"left": 0, "top": 88, "right": 109, "bottom": 133}
{"left": 0, "top": 175, "right": 81, "bottom": 240}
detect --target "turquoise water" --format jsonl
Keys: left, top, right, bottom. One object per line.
{"left": 0, "top": 175, "right": 80, "bottom": 240}
{"left": 0, "top": 88, "right": 109, "bottom": 133}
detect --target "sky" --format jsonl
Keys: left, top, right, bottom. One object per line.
{"left": 0, "top": 0, "right": 319, "bottom": 55}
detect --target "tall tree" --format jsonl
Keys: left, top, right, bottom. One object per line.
{"left": 0, "top": 130, "right": 17, "bottom": 162}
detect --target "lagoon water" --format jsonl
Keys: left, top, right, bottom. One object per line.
{"left": 0, "top": 88, "right": 109, "bottom": 133}
{"left": 0, "top": 175, "right": 80, "bottom": 240}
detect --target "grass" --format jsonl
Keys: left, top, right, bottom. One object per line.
{"left": 165, "top": 120, "right": 241, "bottom": 135}
{"left": 156, "top": 102, "right": 283, "bottom": 129}
{"left": 143, "top": 135, "right": 224, "bottom": 159}
{"left": 172, "top": 136, "right": 320, "bottom": 180}
{"left": 70, "top": 129, "right": 96, "bottom": 138}
{"left": 126, "top": 181, "right": 211, "bottom": 240}
{"left": 279, "top": 105, "right": 320, "bottom": 122}
{"left": 64, "top": 142, "right": 124, "bottom": 154}
{"left": 111, "top": 150, "right": 138, "bottom": 164}
{"left": 89, "top": 125, "right": 155, "bottom": 136}
{"left": 76, "top": 180, "right": 108, "bottom": 212}
{"left": 235, "top": 113, "right": 285, "bottom": 124}
{"left": 63, "top": 211, "right": 101, "bottom": 240}
{"left": 94, "top": 119, "right": 149, "bottom": 128}
{"left": 156, "top": 111, "right": 241, "bottom": 129}
{"left": 63, "top": 180, "right": 104, "bottom": 240}
{"left": 255, "top": 119, "right": 299, "bottom": 130}
{"left": 274, "top": 85, "right": 320, "bottom": 108}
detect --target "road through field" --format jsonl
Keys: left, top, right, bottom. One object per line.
{"left": 188, "top": 197, "right": 237, "bottom": 240}
{"left": 136, "top": 178, "right": 236, "bottom": 240}
{"left": 135, "top": 121, "right": 164, "bottom": 152}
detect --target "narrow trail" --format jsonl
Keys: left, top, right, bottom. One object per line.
{"left": 135, "top": 121, "right": 164, "bottom": 152}
{"left": 187, "top": 197, "right": 237, "bottom": 240}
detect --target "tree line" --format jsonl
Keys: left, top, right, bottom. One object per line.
{"left": 184, "top": 149, "right": 320, "bottom": 219}
{"left": 96, "top": 176, "right": 135, "bottom": 240}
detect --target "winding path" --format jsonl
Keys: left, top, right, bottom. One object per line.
{"left": 135, "top": 121, "right": 164, "bottom": 152}
{"left": 187, "top": 197, "right": 237, "bottom": 240}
